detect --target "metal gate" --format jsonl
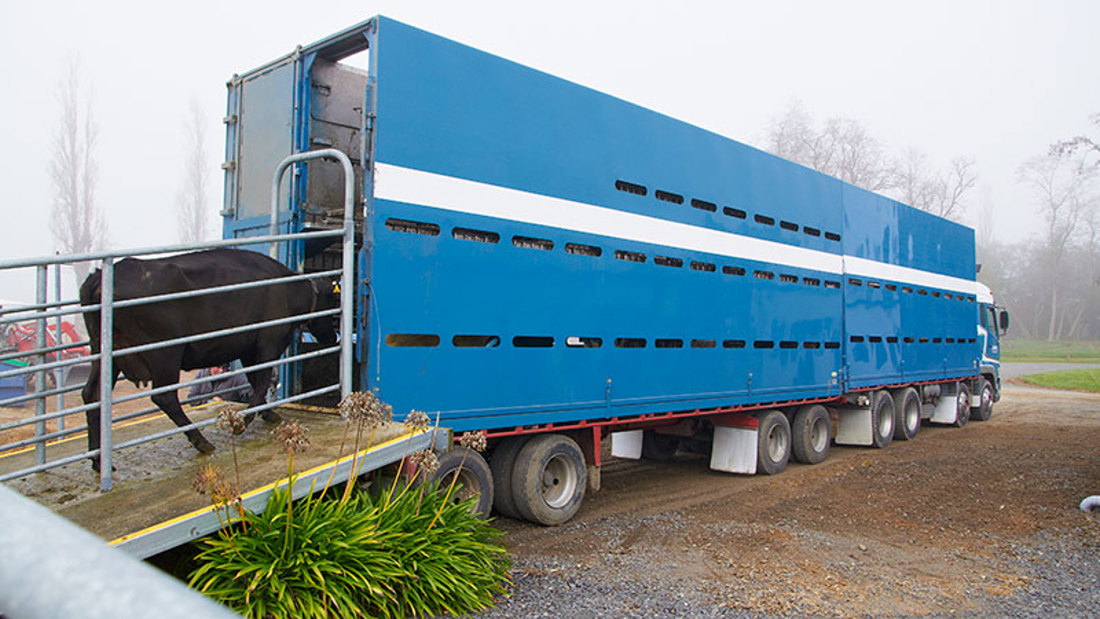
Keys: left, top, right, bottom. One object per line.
{"left": 0, "top": 151, "right": 356, "bottom": 492}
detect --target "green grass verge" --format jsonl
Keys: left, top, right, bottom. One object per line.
{"left": 1018, "top": 368, "right": 1100, "bottom": 393}
{"left": 1001, "top": 339, "right": 1100, "bottom": 363}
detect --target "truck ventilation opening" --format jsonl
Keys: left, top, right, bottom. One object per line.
{"left": 452, "top": 227, "right": 499, "bottom": 243}
{"left": 385, "top": 218, "right": 440, "bottom": 236}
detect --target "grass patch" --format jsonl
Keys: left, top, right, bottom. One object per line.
{"left": 1001, "top": 339, "right": 1100, "bottom": 363}
{"left": 1018, "top": 368, "right": 1100, "bottom": 393}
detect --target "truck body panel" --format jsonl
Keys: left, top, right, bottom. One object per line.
{"left": 223, "top": 16, "right": 983, "bottom": 434}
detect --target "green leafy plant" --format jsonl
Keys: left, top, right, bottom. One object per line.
{"left": 187, "top": 393, "right": 511, "bottom": 618}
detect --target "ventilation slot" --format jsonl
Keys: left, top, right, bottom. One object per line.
{"left": 803, "top": 277, "right": 821, "bottom": 287}
{"left": 779, "top": 274, "right": 798, "bottom": 284}
{"left": 691, "top": 198, "right": 717, "bottom": 212}
{"left": 615, "top": 250, "right": 646, "bottom": 263}
{"left": 824, "top": 280, "right": 841, "bottom": 289}
{"left": 754, "top": 340, "right": 775, "bottom": 349}
{"left": 453, "top": 335, "right": 500, "bottom": 348}
{"left": 615, "top": 180, "right": 647, "bottom": 196}
{"left": 803, "top": 227, "right": 821, "bottom": 237}
{"left": 513, "top": 336, "right": 554, "bottom": 348}
{"left": 824, "top": 342, "right": 841, "bottom": 349}
{"left": 615, "top": 338, "right": 647, "bottom": 348}
{"left": 655, "top": 190, "right": 684, "bottom": 204}
{"left": 512, "top": 236, "right": 553, "bottom": 250}
{"left": 754, "top": 270, "right": 775, "bottom": 280}
{"left": 723, "top": 266, "right": 746, "bottom": 276}
{"left": 566, "top": 242, "right": 602, "bottom": 257}
{"left": 779, "top": 341, "right": 798, "bottom": 349}
{"left": 723, "top": 339, "right": 746, "bottom": 349}
{"left": 885, "top": 284, "right": 897, "bottom": 291}
{"left": 654, "top": 256, "right": 683, "bottom": 268}
{"left": 850, "top": 336, "right": 865, "bottom": 343}
{"left": 453, "top": 228, "right": 499, "bottom": 243}
{"left": 803, "top": 341, "right": 821, "bottom": 349}
{"left": 655, "top": 339, "right": 684, "bottom": 349}
{"left": 825, "top": 232, "right": 841, "bottom": 242}
{"left": 386, "top": 334, "right": 440, "bottom": 347}
{"left": 566, "top": 336, "right": 603, "bottom": 348}
{"left": 691, "top": 261, "right": 716, "bottom": 272}
{"left": 385, "top": 218, "right": 440, "bottom": 236}
{"left": 724, "top": 207, "right": 747, "bottom": 219}
{"left": 849, "top": 278, "right": 863, "bottom": 287}
{"left": 869, "top": 336, "right": 883, "bottom": 343}
{"left": 754, "top": 214, "right": 775, "bottom": 226}
{"left": 868, "top": 281, "right": 881, "bottom": 289}
{"left": 780, "top": 221, "right": 798, "bottom": 231}
{"left": 691, "top": 339, "right": 717, "bottom": 349}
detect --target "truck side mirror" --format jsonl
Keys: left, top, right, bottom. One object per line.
{"left": 998, "top": 310, "right": 1009, "bottom": 333}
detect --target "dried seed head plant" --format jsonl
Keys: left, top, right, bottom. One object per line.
{"left": 403, "top": 410, "right": 432, "bottom": 432}
{"left": 215, "top": 407, "right": 247, "bottom": 435}
{"left": 272, "top": 421, "right": 311, "bottom": 456}
{"left": 408, "top": 449, "right": 440, "bottom": 480}
{"left": 457, "top": 430, "right": 488, "bottom": 452}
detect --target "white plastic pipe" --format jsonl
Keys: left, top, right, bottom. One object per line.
{"left": 1080, "top": 495, "right": 1100, "bottom": 512}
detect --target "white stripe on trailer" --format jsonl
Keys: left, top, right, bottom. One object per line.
{"left": 374, "top": 162, "right": 977, "bottom": 295}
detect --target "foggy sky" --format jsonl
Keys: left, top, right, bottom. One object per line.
{"left": 1, "top": 0, "right": 1097, "bottom": 303}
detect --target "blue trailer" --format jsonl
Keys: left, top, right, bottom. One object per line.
{"left": 222, "top": 17, "right": 1009, "bottom": 524}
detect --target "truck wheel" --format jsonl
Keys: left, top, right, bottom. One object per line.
{"left": 871, "top": 391, "right": 894, "bottom": 448}
{"left": 489, "top": 436, "right": 529, "bottom": 519}
{"left": 511, "top": 434, "right": 587, "bottom": 525}
{"left": 791, "top": 404, "right": 830, "bottom": 464}
{"left": 971, "top": 378, "right": 994, "bottom": 421}
{"left": 891, "top": 387, "right": 921, "bottom": 441}
{"left": 953, "top": 383, "right": 971, "bottom": 427}
{"left": 641, "top": 429, "right": 678, "bottom": 461}
{"left": 755, "top": 410, "right": 791, "bottom": 475}
{"left": 428, "top": 449, "right": 494, "bottom": 519}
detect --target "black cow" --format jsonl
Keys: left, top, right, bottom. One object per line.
{"left": 80, "top": 248, "right": 338, "bottom": 470}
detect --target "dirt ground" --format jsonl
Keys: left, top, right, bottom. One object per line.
{"left": 491, "top": 383, "right": 1100, "bottom": 616}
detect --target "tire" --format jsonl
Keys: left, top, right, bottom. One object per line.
{"left": 891, "top": 387, "right": 921, "bottom": 441}
{"left": 641, "top": 429, "right": 679, "bottom": 461}
{"left": 428, "top": 449, "right": 494, "bottom": 519}
{"left": 953, "top": 382, "right": 971, "bottom": 428}
{"left": 511, "top": 434, "right": 587, "bottom": 525}
{"left": 489, "top": 436, "right": 529, "bottom": 519}
{"left": 971, "top": 377, "right": 994, "bottom": 422}
{"left": 871, "top": 390, "right": 894, "bottom": 448}
{"left": 755, "top": 410, "right": 791, "bottom": 475}
{"left": 791, "top": 404, "right": 830, "bottom": 464}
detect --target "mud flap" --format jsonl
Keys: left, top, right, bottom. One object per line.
{"left": 709, "top": 425, "right": 758, "bottom": 474}
{"left": 610, "top": 430, "right": 643, "bottom": 459}
{"left": 835, "top": 406, "right": 873, "bottom": 446}
{"left": 930, "top": 384, "right": 960, "bottom": 424}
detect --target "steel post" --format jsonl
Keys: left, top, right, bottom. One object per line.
{"left": 99, "top": 259, "right": 114, "bottom": 492}
{"left": 54, "top": 263, "right": 65, "bottom": 432}
{"left": 34, "top": 265, "right": 47, "bottom": 465}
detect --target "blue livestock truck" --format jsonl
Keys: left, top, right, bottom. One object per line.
{"left": 222, "top": 17, "right": 1009, "bottom": 525}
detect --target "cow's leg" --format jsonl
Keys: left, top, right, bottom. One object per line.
{"left": 241, "top": 355, "right": 281, "bottom": 425}
{"left": 150, "top": 370, "right": 214, "bottom": 454}
{"left": 81, "top": 360, "right": 120, "bottom": 472}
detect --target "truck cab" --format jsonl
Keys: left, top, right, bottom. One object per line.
{"left": 975, "top": 283, "right": 1009, "bottom": 418}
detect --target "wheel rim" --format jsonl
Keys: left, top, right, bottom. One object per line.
{"left": 540, "top": 454, "right": 578, "bottom": 509}
{"left": 905, "top": 400, "right": 920, "bottom": 433}
{"left": 982, "top": 385, "right": 993, "bottom": 410}
{"left": 810, "top": 416, "right": 828, "bottom": 452}
{"left": 445, "top": 469, "right": 481, "bottom": 504}
{"left": 878, "top": 403, "right": 893, "bottom": 438}
{"left": 766, "top": 424, "right": 789, "bottom": 461}
{"left": 958, "top": 390, "right": 970, "bottom": 413}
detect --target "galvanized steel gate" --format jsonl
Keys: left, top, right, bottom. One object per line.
{"left": 0, "top": 150, "right": 355, "bottom": 492}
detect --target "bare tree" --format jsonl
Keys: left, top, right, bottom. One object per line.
{"left": 1017, "top": 152, "right": 1097, "bottom": 340}
{"left": 890, "top": 149, "right": 976, "bottom": 220}
{"left": 1051, "top": 112, "right": 1100, "bottom": 167}
{"left": 175, "top": 98, "right": 211, "bottom": 243}
{"left": 49, "top": 56, "right": 107, "bottom": 283}
{"left": 765, "top": 102, "right": 892, "bottom": 191}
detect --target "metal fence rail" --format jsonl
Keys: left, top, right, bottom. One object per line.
{"left": 0, "top": 228, "right": 352, "bottom": 491}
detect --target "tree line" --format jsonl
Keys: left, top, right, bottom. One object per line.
{"left": 764, "top": 103, "right": 1099, "bottom": 342}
